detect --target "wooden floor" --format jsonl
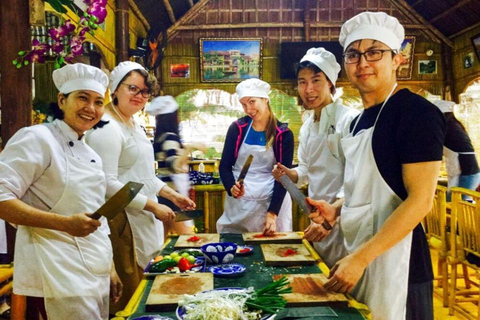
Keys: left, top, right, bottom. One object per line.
{"left": 431, "top": 249, "right": 478, "bottom": 319}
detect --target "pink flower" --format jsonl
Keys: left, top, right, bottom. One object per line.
{"left": 70, "top": 36, "right": 85, "bottom": 55}
{"left": 58, "top": 20, "right": 75, "bottom": 36}
{"left": 52, "top": 41, "right": 64, "bottom": 54}
{"left": 48, "top": 28, "right": 60, "bottom": 41}
{"left": 25, "top": 51, "right": 46, "bottom": 64}
{"left": 88, "top": 3, "right": 107, "bottom": 23}
{"left": 31, "top": 39, "right": 48, "bottom": 53}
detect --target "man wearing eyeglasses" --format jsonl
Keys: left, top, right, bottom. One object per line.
{"left": 307, "top": 12, "right": 445, "bottom": 320}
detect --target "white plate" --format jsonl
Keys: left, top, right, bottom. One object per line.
{"left": 176, "top": 287, "right": 275, "bottom": 320}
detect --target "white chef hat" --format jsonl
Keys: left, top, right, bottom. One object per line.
{"left": 300, "top": 47, "right": 341, "bottom": 92}
{"left": 433, "top": 100, "right": 454, "bottom": 113}
{"left": 339, "top": 12, "right": 405, "bottom": 51}
{"left": 52, "top": 63, "right": 108, "bottom": 97}
{"left": 145, "top": 95, "right": 179, "bottom": 116}
{"left": 109, "top": 61, "right": 147, "bottom": 93}
{"left": 236, "top": 79, "right": 271, "bottom": 101}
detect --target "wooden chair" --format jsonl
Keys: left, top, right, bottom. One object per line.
{"left": 448, "top": 187, "right": 480, "bottom": 319}
{"left": 424, "top": 185, "right": 449, "bottom": 306}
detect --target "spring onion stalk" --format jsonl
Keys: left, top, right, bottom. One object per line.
{"left": 245, "top": 276, "right": 292, "bottom": 314}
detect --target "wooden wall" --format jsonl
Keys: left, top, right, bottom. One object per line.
{"left": 160, "top": 0, "right": 447, "bottom": 98}
{"left": 452, "top": 25, "right": 480, "bottom": 99}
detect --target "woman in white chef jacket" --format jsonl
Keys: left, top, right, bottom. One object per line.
{"left": 0, "top": 63, "right": 121, "bottom": 320}
{"left": 272, "top": 47, "right": 359, "bottom": 268}
{"left": 85, "top": 61, "right": 195, "bottom": 313}
{"left": 217, "top": 79, "right": 294, "bottom": 235}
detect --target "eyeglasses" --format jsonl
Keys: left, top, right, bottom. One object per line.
{"left": 121, "top": 83, "right": 150, "bottom": 98}
{"left": 342, "top": 49, "right": 396, "bottom": 64}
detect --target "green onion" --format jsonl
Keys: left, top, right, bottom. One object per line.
{"left": 245, "top": 276, "right": 292, "bottom": 314}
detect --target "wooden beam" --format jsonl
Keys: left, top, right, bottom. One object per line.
{"left": 128, "top": 0, "right": 150, "bottom": 30}
{"left": 304, "top": 0, "right": 311, "bottom": 41}
{"left": 0, "top": 0, "right": 32, "bottom": 145}
{"left": 163, "top": 0, "right": 176, "bottom": 24}
{"left": 449, "top": 21, "right": 480, "bottom": 38}
{"left": 167, "top": 0, "right": 211, "bottom": 41}
{"left": 430, "top": 0, "right": 472, "bottom": 23}
{"left": 116, "top": 0, "right": 129, "bottom": 63}
{"left": 410, "top": 0, "right": 427, "bottom": 8}
{"left": 175, "top": 22, "right": 429, "bottom": 31}
{"left": 389, "top": 0, "right": 454, "bottom": 47}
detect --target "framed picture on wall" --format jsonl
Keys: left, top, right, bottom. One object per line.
{"left": 418, "top": 60, "right": 437, "bottom": 75}
{"left": 464, "top": 52, "right": 474, "bottom": 69}
{"left": 170, "top": 64, "right": 190, "bottom": 78}
{"left": 471, "top": 33, "right": 480, "bottom": 61}
{"left": 397, "top": 36, "right": 416, "bottom": 80}
{"left": 199, "top": 38, "right": 263, "bottom": 82}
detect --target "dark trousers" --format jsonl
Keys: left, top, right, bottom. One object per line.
{"left": 406, "top": 280, "right": 433, "bottom": 320}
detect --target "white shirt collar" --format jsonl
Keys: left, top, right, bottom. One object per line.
{"left": 54, "top": 119, "right": 82, "bottom": 141}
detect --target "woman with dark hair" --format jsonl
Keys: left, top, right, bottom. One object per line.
{"left": 146, "top": 96, "right": 206, "bottom": 235}
{"left": 85, "top": 62, "right": 195, "bottom": 313}
{"left": 434, "top": 100, "right": 480, "bottom": 200}
{"left": 0, "top": 63, "right": 121, "bottom": 319}
{"left": 217, "top": 79, "right": 294, "bottom": 235}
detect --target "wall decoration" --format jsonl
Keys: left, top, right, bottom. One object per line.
{"left": 199, "top": 38, "right": 262, "bottom": 82}
{"left": 397, "top": 36, "right": 416, "bottom": 80}
{"left": 170, "top": 64, "right": 190, "bottom": 78}
{"left": 471, "top": 33, "right": 480, "bottom": 61}
{"left": 464, "top": 52, "right": 474, "bottom": 69}
{"left": 418, "top": 60, "right": 437, "bottom": 75}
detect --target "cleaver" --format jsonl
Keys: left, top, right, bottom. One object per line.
{"left": 279, "top": 175, "right": 332, "bottom": 231}
{"left": 175, "top": 209, "right": 204, "bottom": 222}
{"left": 90, "top": 181, "right": 144, "bottom": 220}
{"left": 236, "top": 154, "right": 254, "bottom": 185}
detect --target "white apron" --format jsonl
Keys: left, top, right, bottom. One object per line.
{"left": 340, "top": 85, "right": 412, "bottom": 320}
{"left": 31, "top": 124, "right": 111, "bottom": 320}
{"left": 306, "top": 108, "right": 349, "bottom": 268}
{"left": 444, "top": 147, "right": 476, "bottom": 190}
{"left": 118, "top": 122, "right": 164, "bottom": 269}
{"left": 217, "top": 123, "right": 292, "bottom": 234}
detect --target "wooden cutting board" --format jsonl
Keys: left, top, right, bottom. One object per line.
{"left": 261, "top": 243, "right": 315, "bottom": 267}
{"left": 242, "top": 232, "right": 302, "bottom": 244}
{"left": 174, "top": 233, "right": 220, "bottom": 248}
{"left": 272, "top": 274, "right": 348, "bottom": 306}
{"left": 145, "top": 273, "right": 214, "bottom": 311}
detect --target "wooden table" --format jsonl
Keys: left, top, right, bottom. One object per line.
{"left": 112, "top": 234, "right": 368, "bottom": 320}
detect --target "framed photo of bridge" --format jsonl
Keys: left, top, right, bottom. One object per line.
{"left": 199, "top": 38, "right": 263, "bottom": 82}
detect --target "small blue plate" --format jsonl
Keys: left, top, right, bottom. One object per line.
{"left": 236, "top": 245, "right": 254, "bottom": 256}
{"left": 208, "top": 263, "right": 246, "bottom": 277}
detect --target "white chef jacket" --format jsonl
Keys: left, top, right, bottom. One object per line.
{"left": 0, "top": 119, "right": 109, "bottom": 296}
{"left": 295, "top": 99, "right": 359, "bottom": 196}
{"left": 86, "top": 113, "right": 166, "bottom": 210}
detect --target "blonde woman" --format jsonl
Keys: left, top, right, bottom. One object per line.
{"left": 217, "top": 79, "right": 294, "bottom": 235}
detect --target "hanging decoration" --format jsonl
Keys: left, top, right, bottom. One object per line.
{"left": 13, "top": 0, "right": 107, "bottom": 69}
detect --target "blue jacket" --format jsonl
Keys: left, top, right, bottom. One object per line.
{"left": 219, "top": 116, "right": 294, "bottom": 215}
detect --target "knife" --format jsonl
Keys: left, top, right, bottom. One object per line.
{"left": 279, "top": 175, "right": 332, "bottom": 231}
{"left": 175, "top": 209, "right": 204, "bottom": 222}
{"left": 237, "top": 154, "right": 254, "bottom": 185}
{"left": 90, "top": 181, "right": 144, "bottom": 220}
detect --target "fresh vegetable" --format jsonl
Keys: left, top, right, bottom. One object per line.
{"left": 153, "top": 255, "right": 163, "bottom": 263}
{"left": 187, "top": 235, "right": 201, "bottom": 242}
{"left": 283, "top": 248, "right": 297, "bottom": 257}
{"left": 239, "top": 248, "right": 250, "bottom": 253}
{"left": 149, "top": 258, "right": 177, "bottom": 273}
{"left": 245, "top": 276, "right": 292, "bottom": 314}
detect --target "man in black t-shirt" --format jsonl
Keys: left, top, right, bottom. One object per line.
{"left": 307, "top": 12, "right": 445, "bottom": 320}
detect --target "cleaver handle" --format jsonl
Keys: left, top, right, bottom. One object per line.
{"left": 90, "top": 212, "right": 102, "bottom": 220}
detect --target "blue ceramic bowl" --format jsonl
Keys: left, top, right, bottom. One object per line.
{"left": 201, "top": 242, "right": 237, "bottom": 264}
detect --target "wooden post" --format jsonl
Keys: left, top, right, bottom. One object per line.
{"left": 441, "top": 43, "right": 456, "bottom": 102}
{"left": 115, "top": 0, "right": 129, "bottom": 63}
{"left": 0, "top": 0, "right": 32, "bottom": 146}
